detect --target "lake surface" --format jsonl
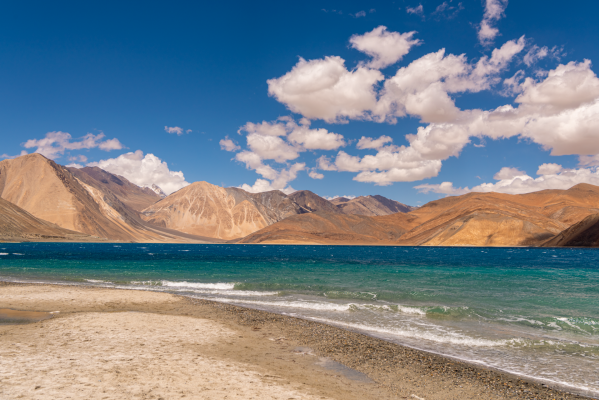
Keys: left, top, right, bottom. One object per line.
{"left": 1, "top": 243, "right": 598, "bottom": 396}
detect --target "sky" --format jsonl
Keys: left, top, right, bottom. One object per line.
{"left": 1, "top": 0, "right": 599, "bottom": 206}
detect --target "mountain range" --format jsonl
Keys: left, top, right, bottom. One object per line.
{"left": 1, "top": 153, "right": 598, "bottom": 247}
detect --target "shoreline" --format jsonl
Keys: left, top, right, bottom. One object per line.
{"left": 0, "top": 281, "right": 594, "bottom": 399}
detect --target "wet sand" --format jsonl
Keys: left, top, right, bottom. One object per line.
{"left": 0, "top": 282, "right": 593, "bottom": 400}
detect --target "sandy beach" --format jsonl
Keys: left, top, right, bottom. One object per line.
{"left": 0, "top": 282, "right": 592, "bottom": 400}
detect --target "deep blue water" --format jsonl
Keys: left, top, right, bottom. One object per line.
{"left": 1, "top": 243, "right": 598, "bottom": 395}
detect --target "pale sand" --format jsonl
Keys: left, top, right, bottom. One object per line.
{"left": 0, "top": 285, "right": 384, "bottom": 400}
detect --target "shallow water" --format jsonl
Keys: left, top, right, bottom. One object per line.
{"left": 1, "top": 243, "right": 598, "bottom": 395}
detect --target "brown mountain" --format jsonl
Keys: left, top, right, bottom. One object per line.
{"left": 0, "top": 154, "right": 214, "bottom": 243}
{"left": 141, "top": 182, "right": 305, "bottom": 240}
{"left": 542, "top": 213, "right": 599, "bottom": 247}
{"left": 68, "top": 166, "right": 161, "bottom": 212}
{"left": 239, "top": 184, "right": 599, "bottom": 246}
{"left": 331, "top": 195, "right": 414, "bottom": 216}
{"left": 287, "top": 190, "right": 341, "bottom": 214}
{"left": 235, "top": 211, "right": 414, "bottom": 245}
{"left": 0, "top": 197, "right": 97, "bottom": 242}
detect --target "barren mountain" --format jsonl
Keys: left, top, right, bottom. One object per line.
{"left": 288, "top": 191, "right": 341, "bottom": 214}
{"left": 331, "top": 195, "right": 414, "bottom": 216}
{"left": 395, "top": 185, "right": 599, "bottom": 246}
{"left": 0, "top": 197, "right": 97, "bottom": 242}
{"left": 68, "top": 167, "right": 161, "bottom": 212}
{"left": 0, "top": 154, "right": 213, "bottom": 243}
{"left": 141, "top": 182, "right": 305, "bottom": 240}
{"left": 542, "top": 213, "right": 599, "bottom": 247}
{"left": 239, "top": 184, "right": 599, "bottom": 246}
{"left": 235, "top": 211, "right": 414, "bottom": 245}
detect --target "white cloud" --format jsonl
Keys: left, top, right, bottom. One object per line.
{"left": 164, "top": 126, "right": 184, "bottom": 135}
{"left": 219, "top": 137, "right": 241, "bottom": 152}
{"left": 432, "top": 1, "right": 464, "bottom": 19}
{"left": 0, "top": 150, "right": 28, "bottom": 159}
{"left": 354, "top": 11, "right": 366, "bottom": 18}
{"left": 244, "top": 29, "right": 599, "bottom": 192}
{"left": 98, "top": 138, "right": 124, "bottom": 151}
{"left": 493, "top": 166, "right": 526, "bottom": 180}
{"left": 356, "top": 135, "right": 393, "bottom": 150}
{"left": 537, "top": 163, "right": 563, "bottom": 175}
{"left": 69, "top": 155, "right": 88, "bottom": 162}
{"left": 325, "top": 195, "right": 356, "bottom": 200}
{"left": 414, "top": 181, "right": 469, "bottom": 195}
{"left": 406, "top": 4, "right": 423, "bottom": 15}
{"left": 523, "top": 45, "right": 548, "bottom": 67}
{"left": 375, "top": 37, "right": 525, "bottom": 123}
{"left": 22, "top": 131, "right": 124, "bottom": 159}
{"left": 416, "top": 164, "right": 599, "bottom": 195}
{"left": 579, "top": 154, "right": 599, "bottom": 167}
{"left": 267, "top": 56, "right": 384, "bottom": 123}
{"left": 88, "top": 150, "right": 189, "bottom": 195}
{"left": 308, "top": 169, "right": 324, "bottom": 179}
{"left": 287, "top": 125, "right": 346, "bottom": 150}
{"left": 246, "top": 133, "right": 300, "bottom": 162}
{"left": 478, "top": 0, "right": 508, "bottom": 46}
{"left": 349, "top": 26, "right": 421, "bottom": 69}
{"left": 229, "top": 117, "right": 346, "bottom": 192}
{"left": 65, "top": 163, "right": 84, "bottom": 168}
{"left": 239, "top": 162, "right": 305, "bottom": 194}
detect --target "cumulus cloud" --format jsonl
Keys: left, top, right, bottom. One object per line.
{"left": 406, "top": 4, "right": 424, "bottom": 15}
{"left": 493, "top": 167, "right": 526, "bottom": 180}
{"left": 375, "top": 36, "right": 526, "bottom": 123}
{"left": 88, "top": 150, "right": 189, "bottom": 195}
{"left": 349, "top": 26, "right": 421, "bottom": 69}
{"left": 325, "top": 195, "right": 356, "bottom": 200}
{"left": 238, "top": 162, "right": 305, "bottom": 194}
{"left": 537, "top": 163, "right": 563, "bottom": 175}
{"left": 308, "top": 169, "right": 324, "bottom": 179}
{"left": 164, "top": 126, "right": 184, "bottom": 135}
{"left": 267, "top": 56, "right": 384, "bottom": 123}
{"left": 416, "top": 164, "right": 599, "bottom": 195}
{"left": 478, "top": 0, "right": 508, "bottom": 46}
{"left": 240, "top": 28, "right": 599, "bottom": 192}
{"left": 22, "top": 131, "right": 124, "bottom": 159}
{"left": 353, "top": 11, "right": 366, "bottom": 18}
{"left": 229, "top": 117, "right": 345, "bottom": 192}
{"left": 219, "top": 137, "right": 241, "bottom": 152}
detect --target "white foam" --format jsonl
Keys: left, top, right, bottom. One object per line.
{"left": 12, "top": 253, "right": 24, "bottom": 255}
{"left": 308, "top": 317, "right": 520, "bottom": 347}
{"left": 211, "top": 298, "right": 353, "bottom": 312}
{"left": 160, "top": 281, "right": 235, "bottom": 290}
{"left": 0, "top": 253, "right": 8, "bottom": 255}
{"left": 85, "top": 279, "right": 107, "bottom": 283}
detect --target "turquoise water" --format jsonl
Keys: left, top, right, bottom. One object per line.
{"left": 1, "top": 243, "right": 598, "bottom": 395}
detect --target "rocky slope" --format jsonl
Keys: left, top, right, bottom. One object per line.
{"left": 288, "top": 191, "right": 341, "bottom": 214}
{"left": 0, "top": 197, "right": 97, "bottom": 242}
{"left": 542, "top": 213, "right": 599, "bottom": 247}
{"left": 141, "top": 182, "right": 305, "bottom": 240}
{"left": 235, "top": 211, "right": 413, "bottom": 245}
{"left": 0, "top": 154, "right": 214, "bottom": 243}
{"left": 331, "top": 195, "right": 414, "bottom": 216}
{"left": 68, "top": 167, "right": 161, "bottom": 212}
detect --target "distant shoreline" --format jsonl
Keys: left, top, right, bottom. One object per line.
{"left": 0, "top": 281, "right": 594, "bottom": 399}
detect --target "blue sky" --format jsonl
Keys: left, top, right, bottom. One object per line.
{"left": 2, "top": 0, "right": 599, "bottom": 205}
